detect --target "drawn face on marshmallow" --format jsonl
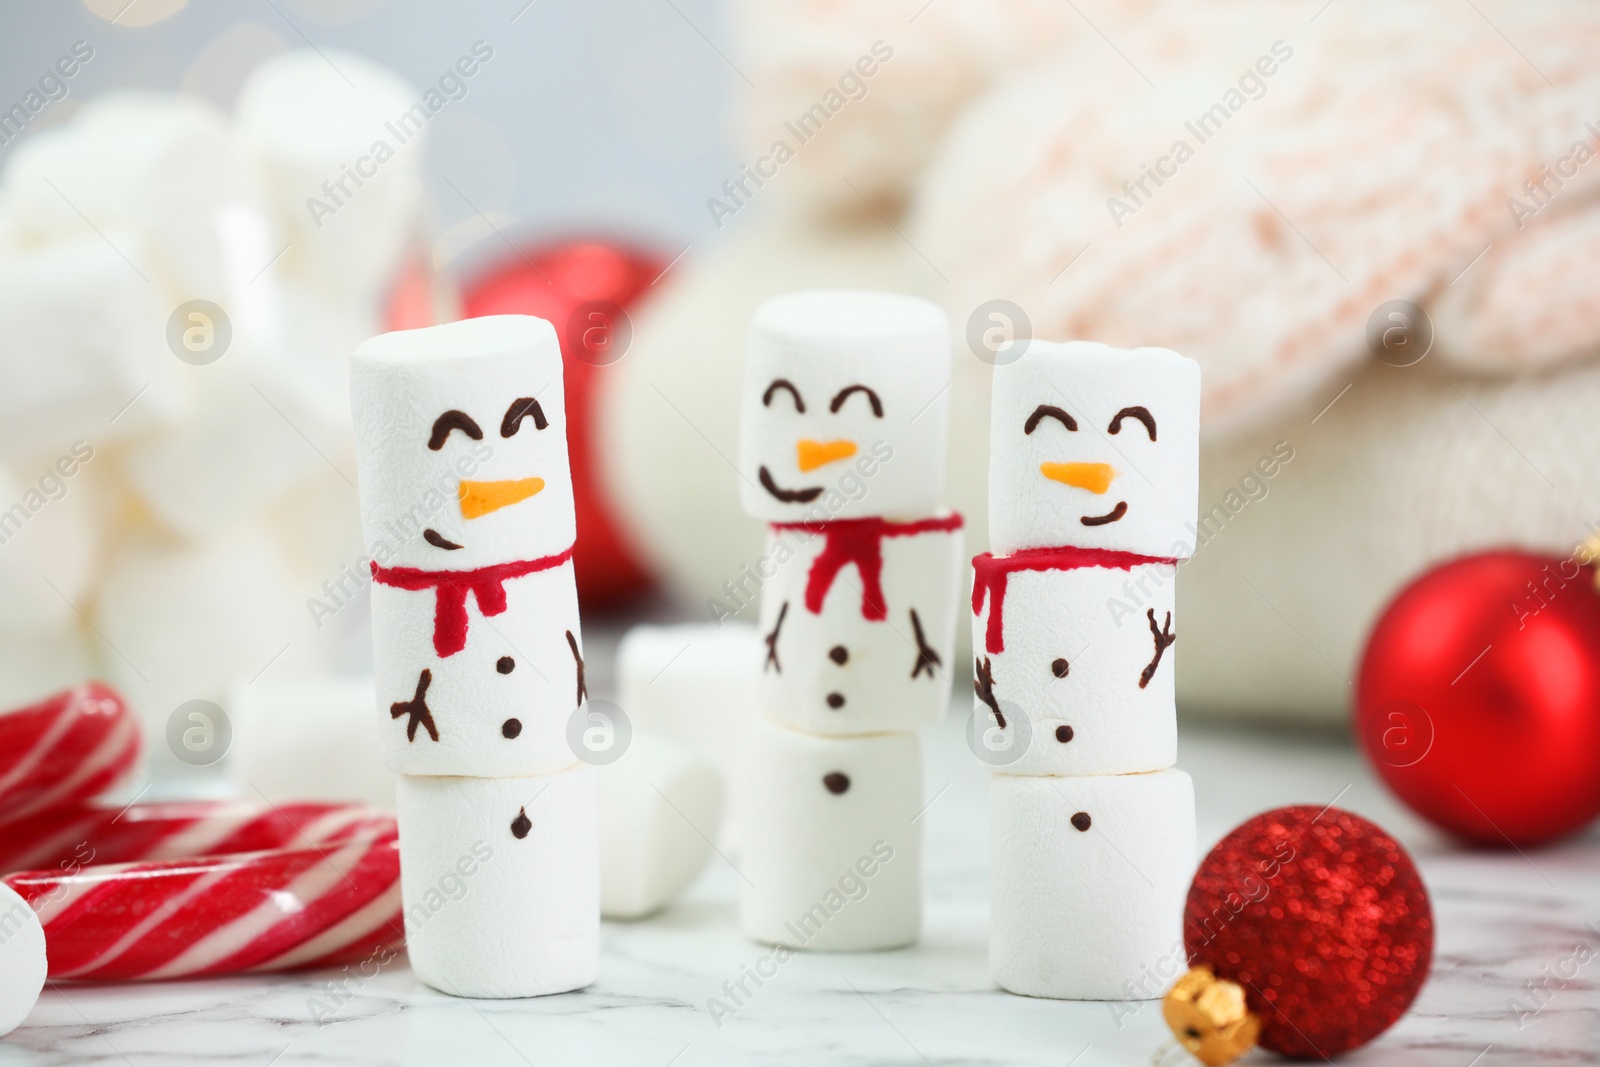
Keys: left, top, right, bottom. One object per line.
{"left": 737, "top": 290, "right": 951, "bottom": 522}
{"left": 352, "top": 315, "right": 577, "bottom": 569}
{"left": 988, "top": 341, "right": 1199, "bottom": 557}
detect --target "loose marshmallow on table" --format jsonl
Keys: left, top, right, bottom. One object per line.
{"left": 236, "top": 50, "right": 422, "bottom": 304}
{"left": 616, "top": 622, "right": 758, "bottom": 849}
{"left": 987, "top": 341, "right": 1199, "bottom": 558}
{"left": 2, "top": 92, "right": 253, "bottom": 302}
{"left": 396, "top": 765, "right": 598, "bottom": 998}
{"left": 0, "top": 232, "right": 177, "bottom": 460}
{"left": 989, "top": 769, "right": 1195, "bottom": 1001}
{"left": 616, "top": 621, "right": 759, "bottom": 773}
{"left": 599, "top": 732, "right": 723, "bottom": 920}
{"left": 353, "top": 316, "right": 584, "bottom": 777}
{"left": 737, "top": 290, "right": 951, "bottom": 523}
{"left": 0, "top": 882, "right": 46, "bottom": 1037}
{"left": 739, "top": 718, "right": 921, "bottom": 951}
{"left": 971, "top": 556, "right": 1177, "bottom": 776}
{"left": 229, "top": 676, "right": 392, "bottom": 808}
{"left": 757, "top": 514, "right": 963, "bottom": 735}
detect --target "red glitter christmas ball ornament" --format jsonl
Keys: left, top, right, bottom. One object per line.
{"left": 1356, "top": 549, "right": 1600, "bottom": 846}
{"left": 462, "top": 239, "right": 666, "bottom": 608}
{"left": 1173, "top": 806, "right": 1433, "bottom": 1062}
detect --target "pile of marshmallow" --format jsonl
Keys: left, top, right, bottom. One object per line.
{"left": 0, "top": 48, "right": 424, "bottom": 747}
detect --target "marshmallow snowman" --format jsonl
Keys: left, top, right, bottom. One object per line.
{"left": 757, "top": 514, "right": 963, "bottom": 735}
{"left": 977, "top": 339, "right": 1200, "bottom": 1002}
{"left": 737, "top": 289, "right": 951, "bottom": 523}
{"left": 351, "top": 315, "right": 583, "bottom": 778}
{"left": 987, "top": 341, "right": 1199, "bottom": 557}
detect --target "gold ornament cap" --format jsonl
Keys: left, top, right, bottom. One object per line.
{"left": 1161, "top": 966, "right": 1262, "bottom": 1066}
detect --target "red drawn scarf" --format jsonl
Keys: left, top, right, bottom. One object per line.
{"left": 972, "top": 545, "right": 1178, "bottom": 654}
{"left": 370, "top": 544, "right": 574, "bottom": 657}
{"left": 771, "top": 513, "right": 964, "bottom": 620}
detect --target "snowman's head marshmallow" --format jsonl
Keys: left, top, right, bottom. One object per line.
{"left": 737, "top": 290, "right": 952, "bottom": 523}
{"left": 352, "top": 315, "right": 577, "bottom": 569}
{"left": 987, "top": 341, "right": 1199, "bottom": 557}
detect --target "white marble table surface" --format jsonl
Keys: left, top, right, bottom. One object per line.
{"left": 4, "top": 709, "right": 1596, "bottom": 1067}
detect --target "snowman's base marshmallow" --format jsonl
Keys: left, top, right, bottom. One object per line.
{"left": 738, "top": 719, "right": 921, "bottom": 951}
{"left": 989, "top": 769, "right": 1194, "bottom": 1001}
{"left": 396, "top": 765, "right": 597, "bottom": 998}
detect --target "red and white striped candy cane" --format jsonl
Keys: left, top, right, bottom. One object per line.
{"left": 3, "top": 811, "right": 402, "bottom": 981}
{"left": 0, "top": 800, "right": 395, "bottom": 875}
{"left": 0, "top": 683, "right": 139, "bottom": 825}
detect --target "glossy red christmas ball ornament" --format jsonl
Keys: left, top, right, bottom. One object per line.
{"left": 462, "top": 239, "right": 665, "bottom": 608}
{"left": 1176, "top": 806, "right": 1433, "bottom": 1062}
{"left": 1356, "top": 549, "right": 1600, "bottom": 846}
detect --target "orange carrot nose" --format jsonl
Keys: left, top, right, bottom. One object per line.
{"left": 796, "top": 438, "right": 858, "bottom": 472}
{"left": 459, "top": 477, "right": 545, "bottom": 519}
{"left": 1040, "top": 462, "right": 1117, "bottom": 493}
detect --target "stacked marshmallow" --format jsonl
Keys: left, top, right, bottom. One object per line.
{"left": 351, "top": 316, "right": 596, "bottom": 998}
{"left": 734, "top": 290, "right": 961, "bottom": 951}
{"left": 975, "top": 341, "right": 1199, "bottom": 1000}
{"left": 0, "top": 51, "right": 428, "bottom": 746}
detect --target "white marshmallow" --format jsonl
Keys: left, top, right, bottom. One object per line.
{"left": 739, "top": 719, "right": 921, "bottom": 951}
{"left": 599, "top": 732, "right": 723, "bottom": 920}
{"left": 229, "top": 676, "right": 392, "bottom": 808}
{"left": 369, "top": 560, "right": 584, "bottom": 778}
{"left": 970, "top": 559, "right": 1177, "bottom": 776}
{"left": 737, "top": 290, "right": 951, "bottom": 523}
{"left": 989, "top": 769, "right": 1195, "bottom": 1001}
{"left": 757, "top": 514, "right": 962, "bottom": 736}
{"left": 616, "top": 622, "right": 758, "bottom": 849}
{"left": 0, "top": 882, "right": 46, "bottom": 1037}
{"left": 351, "top": 315, "right": 576, "bottom": 570}
{"left": 988, "top": 341, "right": 1199, "bottom": 558}
{"left": 236, "top": 51, "right": 422, "bottom": 304}
{"left": 123, "top": 357, "right": 348, "bottom": 541}
{"left": 0, "top": 453, "right": 102, "bottom": 635}
{"left": 0, "top": 232, "right": 178, "bottom": 460}
{"left": 2, "top": 92, "right": 253, "bottom": 301}
{"left": 93, "top": 531, "right": 302, "bottom": 761}
{"left": 616, "top": 621, "right": 759, "bottom": 772}
{"left": 396, "top": 765, "right": 598, "bottom": 999}
{"left": 0, "top": 625, "right": 95, "bottom": 714}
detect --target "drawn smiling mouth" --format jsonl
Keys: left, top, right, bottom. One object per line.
{"left": 759, "top": 465, "right": 824, "bottom": 504}
{"left": 1080, "top": 501, "right": 1128, "bottom": 526}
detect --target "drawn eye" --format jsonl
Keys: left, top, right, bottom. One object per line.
{"left": 501, "top": 397, "right": 548, "bottom": 437}
{"left": 1108, "top": 405, "right": 1157, "bottom": 441}
{"left": 762, "top": 378, "right": 805, "bottom": 413}
{"left": 829, "top": 384, "right": 883, "bottom": 417}
{"left": 428, "top": 410, "right": 483, "bottom": 450}
{"left": 1024, "top": 404, "right": 1077, "bottom": 434}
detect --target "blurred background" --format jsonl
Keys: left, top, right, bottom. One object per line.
{"left": 3, "top": 0, "right": 1600, "bottom": 789}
